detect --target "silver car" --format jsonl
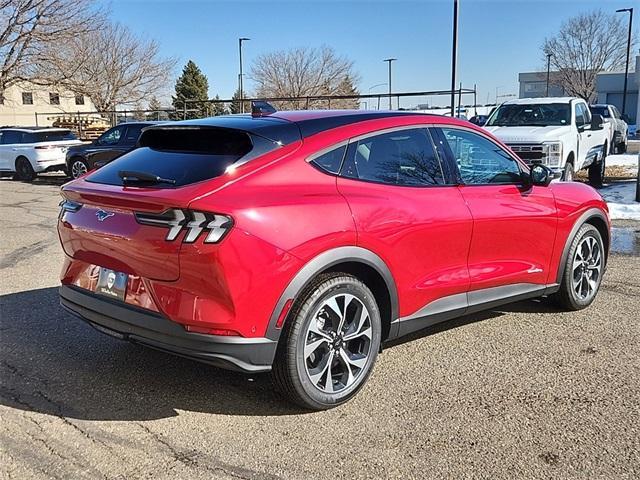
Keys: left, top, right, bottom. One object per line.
{"left": 590, "top": 104, "right": 629, "bottom": 154}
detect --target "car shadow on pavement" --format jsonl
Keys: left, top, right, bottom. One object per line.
{"left": 0, "top": 175, "right": 68, "bottom": 187}
{"left": 1, "top": 287, "right": 560, "bottom": 421}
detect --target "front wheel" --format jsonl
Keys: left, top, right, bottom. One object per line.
{"left": 588, "top": 145, "right": 606, "bottom": 188}
{"left": 562, "top": 162, "right": 574, "bottom": 182}
{"left": 553, "top": 224, "right": 604, "bottom": 311}
{"left": 271, "top": 273, "right": 382, "bottom": 410}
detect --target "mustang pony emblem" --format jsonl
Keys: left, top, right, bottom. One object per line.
{"left": 96, "top": 209, "right": 115, "bottom": 222}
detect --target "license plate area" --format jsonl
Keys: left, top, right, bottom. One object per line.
{"left": 95, "top": 267, "right": 128, "bottom": 301}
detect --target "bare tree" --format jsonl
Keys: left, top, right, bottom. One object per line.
{"left": 542, "top": 10, "right": 637, "bottom": 102}
{"left": 37, "top": 22, "right": 176, "bottom": 111}
{"left": 250, "top": 46, "right": 360, "bottom": 110}
{"left": 0, "top": 0, "right": 104, "bottom": 92}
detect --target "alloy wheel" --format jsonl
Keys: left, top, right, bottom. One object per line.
{"left": 304, "top": 293, "right": 372, "bottom": 394}
{"left": 71, "top": 160, "right": 88, "bottom": 179}
{"left": 571, "top": 236, "right": 602, "bottom": 301}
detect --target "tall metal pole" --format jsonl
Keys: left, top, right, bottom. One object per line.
{"left": 383, "top": 59, "right": 396, "bottom": 109}
{"left": 239, "top": 37, "right": 250, "bottom": 113}
{"left": 616, "top": 8, "right": 633, "bottom": 116}
{"left": 450, "top": 0, "right": 459, "bottom": 117}
{"left": 545, "top": 53, "right": 552, "bottom": 96}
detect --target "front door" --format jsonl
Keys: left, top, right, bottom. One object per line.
{"left": 336, "top": 126, "right": 473, "bottom": 335}
{"left": 435, "top": 126, "right": 557, "bottom": 295}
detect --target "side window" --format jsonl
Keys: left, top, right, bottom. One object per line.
{"left": 341, "top": 128, "right": 445, "bottom": 186}
{"left": 581, "top": 103, "right": 592, "bottom": 124}
{"left": 309, "top": 144, "right": 346, "bottom": 175}
{"left": 612, "top": 107, "right": 621, "bottom": 119}
{"left": 2, "top": 131, "right": 22, "bottom": 144}
{"left": 574, "top": 103, "right": 586, "bottom": 126}
{"left": 124, "top": 125, "right": 144, "bottom": 144}
{"left": 99, "top": 126, "right": 124, "bottom": 146}
{"left": 440, "top": 128, "right": 522, "bottom": 185}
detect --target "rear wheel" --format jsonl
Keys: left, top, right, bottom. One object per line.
{"left": 69, "top": 158, "right": 89, "bottom": 179}
{"left": 553, "top": 224, "right": 604, "bottom": 311}
{"left": 617, "top": 139, "right": 627, "bottom": 154}
{"left": 588, "top": 144, "right": 606, "bottom": 188}
{"left": 271, "top": 273, "right": 381, "bottom": 410}
{"left": 13, "top": 157, "right": 35, "bottom": 182}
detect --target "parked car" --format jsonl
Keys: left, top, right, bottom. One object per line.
{"left": 484, "top": 97, "right": 611, "bottom": 187}
{"left": 0, "top": 127, "right": 82, "bottom": 181}
{"left": 469, "top": 114, "right": 489, "bottom": 126}
{"left": 66, "top": 121, "right": 160, "bottom": 179}
{"left": 58, "top": 110, "right": 610, "bottom": 410}
{"left": 589, "top": 104, "right": 629, "bottom": 153}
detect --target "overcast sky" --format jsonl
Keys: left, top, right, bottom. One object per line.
{"left": 104, "top": 0, "right": 637, "bottom": 107}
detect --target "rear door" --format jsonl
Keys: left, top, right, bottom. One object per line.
{"left": 336, "top": 126, "right": 473, "bottom": 334}
{"left": 435, "top": 126, "right": 557, "bottom": 293}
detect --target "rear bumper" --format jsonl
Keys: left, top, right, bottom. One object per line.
{"left": 59, "top": 285, "right": 277, "bottom": 373}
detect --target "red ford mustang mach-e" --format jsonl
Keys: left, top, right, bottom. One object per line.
{"left": 57, "top": 110, "right": 610, "bottom": 409}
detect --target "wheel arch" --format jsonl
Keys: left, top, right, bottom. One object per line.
{"left": 266, "top": 246, "right": 399, "bottom": 342}
{"left": 555, "top": 208, "right": 610, "bottom": 284}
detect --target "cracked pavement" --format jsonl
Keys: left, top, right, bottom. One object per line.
{"left": 1, "top": 174, "right": 639, "bottom": 479}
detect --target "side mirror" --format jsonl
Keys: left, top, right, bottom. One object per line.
{"left": 590, "top": 113, "right": 604, "bottom": 131}
{"left": 530, "top": 163, "right": 554, "bottom": 187}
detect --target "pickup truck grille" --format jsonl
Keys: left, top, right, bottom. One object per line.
{"left": 506, "top": 144, "right": 545, "bottom": 164}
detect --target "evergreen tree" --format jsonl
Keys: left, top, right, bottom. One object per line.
{"left": 172, "top": 60, "right": 209, "bottom": 119}
{"left": 334, "top": 76, "right": 359, "bottom": 109}
{"left": 147, "top": 96, "right": 163, "bottom": 120}
{"left": 230, "top": 88, "right": 250, "bottom": 114}
{"left": 211, "top": 94, "right": 227, "bottom": 116}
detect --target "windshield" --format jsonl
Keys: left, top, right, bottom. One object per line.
{"left": 486, "top": 103, "right": 571, "bottom": 127}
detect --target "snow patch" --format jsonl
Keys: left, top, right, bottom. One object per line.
{"left": 599, "top": 180, "right": 640, "bottom": 220}
{"left": 607, "top": 153, "right": 638, "bottom": 168}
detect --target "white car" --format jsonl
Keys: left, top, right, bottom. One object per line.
{"left": 0, "top": 127, "right": 82, "bottom": 181}
{"left": 590, "top": 104, "right": 629, "bottom": 153}
{"left": 484, "top": 97, "right": 611, "bottom": 187}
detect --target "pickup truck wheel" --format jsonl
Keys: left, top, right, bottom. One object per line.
{"left": 562, "top": 162, "right": 574, "bottom": 182}
{"left": 617, "top": 140, "right": 627, "bottom": 154}
{"left": 588, "top": 145, "right": 606, "bottom": 188}
{"left": 13, "top": 156, "right": 36, "bottom": 182}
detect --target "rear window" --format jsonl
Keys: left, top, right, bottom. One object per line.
{"left": 27, "top": 130, "right": 77, "bottom": 142}
{"left": 589, "top": 106, "right": 610, "bottom": 118}
{"left": 86, "top": 127, "right": 278, "bottom": 188}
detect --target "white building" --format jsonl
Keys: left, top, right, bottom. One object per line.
{"left": 0, "top": 81, "right": 97, "bottom": 127}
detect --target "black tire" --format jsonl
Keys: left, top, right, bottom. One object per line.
{"left": 69, "top": 157, "right": 89, "bottom": 179}
{"left": 552, "top": 224, "right": 604, "bottom": 311}
{"left": 617, "top": 141, "right": 627, "bottom": 154}
{"left": 13, "top": 156, "right": 36, "bottom": 182}
{"left": 562, "top": 161, "right": 574, "bottom": 182}
{"left": 588, "top": 144, "right": 606, "bottom": 188}
{"left": 271, "top": 272, "right": 382, "bottom": 410}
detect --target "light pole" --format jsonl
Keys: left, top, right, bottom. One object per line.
{"left": 383, "top": 59, "right": 396, "bottom": 110}
{"left": 369, "top": 83, "right": 387, "bottom": 110}
{"left": 238, "top": 37, "right": 250, "bottom": 113}
{"left": 495, "top": 85, "right": 503, "bottom": 104}
{"left": 616, "top": 8, "right": 633, "bottom": 117}
{"left": 545, "top": 52, "right": 553, "bottom": 96}
{"left": 450, "top": 0, "right": 459, "bottom": 117}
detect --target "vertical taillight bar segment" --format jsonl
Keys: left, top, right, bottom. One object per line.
{"left": 134, "top": 209, "right": 233, "bottom": 244}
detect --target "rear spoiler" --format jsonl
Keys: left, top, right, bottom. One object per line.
{"left": 251, "top": 101, "right": 277, "bottom": 117}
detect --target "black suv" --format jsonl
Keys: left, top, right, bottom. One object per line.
{"left": 66, "top": 122, "right": 160, "bottom": 179}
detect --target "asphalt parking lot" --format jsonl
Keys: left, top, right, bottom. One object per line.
{"left": 1, "top": 175, "right": 639, "bottom": 479}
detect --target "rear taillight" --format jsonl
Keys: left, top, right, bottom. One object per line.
{"left": 134, "top": 209, "right": 232, "bottom": 244}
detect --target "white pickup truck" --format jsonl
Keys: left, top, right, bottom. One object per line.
{"left": 484, "top": 97, "right": 611, "bottom": 187}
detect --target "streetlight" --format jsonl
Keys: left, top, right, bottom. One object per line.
{"left": 238, "top": 37, "right": 250, "bottom": 113}
{"left": 616, "top": 8, "right": 633, "bottom": 118}
{"left": 383, "top": 59, "right": 396, "bottom": 110}
{"left": 369, "top": 83, "right": 387, "bottom": 110}
{"left": 545, "top": 52, "right": 553, "bottom": 96}
{"left": 495, "top": 85, "right": 504, "bottom": 104}
{"left": 450, "top": 0, "right": 459, "bottom": 117}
